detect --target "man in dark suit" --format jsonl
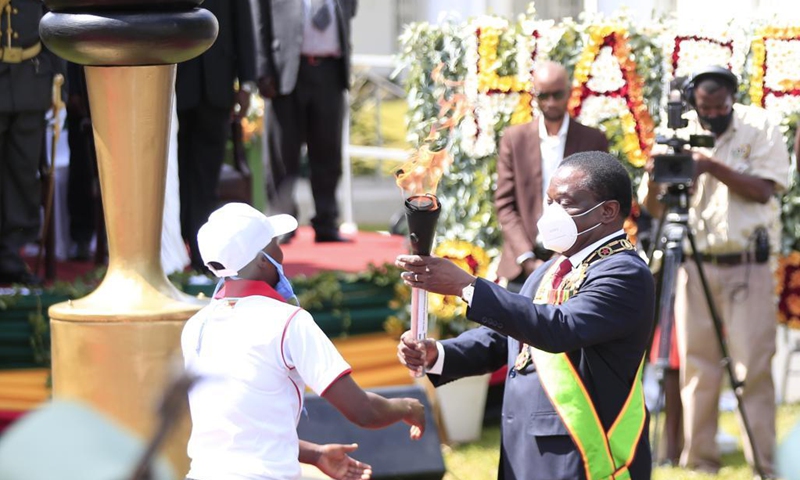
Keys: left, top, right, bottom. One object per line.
{"left": 496, "top": 61, "right": 609, "bottom": 291}
{"left": 176, "top": 0, "right": 257, "bottom": 271}
{"left": 256, "top": 0, "right": 358, "bottom": 243}
{"left": 397, "top": 152, "right": 654, "bottom": 480}
{"left": 0, "top": 0, "right": 64, "bottom": 285}
{"left": 66, "top": 61, "right": 98, "bottom": 262}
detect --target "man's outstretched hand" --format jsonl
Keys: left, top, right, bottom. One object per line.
{"left": 395, "top": 254, "right": 476, "bottom": 297}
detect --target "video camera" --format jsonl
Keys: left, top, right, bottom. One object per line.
{"left": 652, "top": 88, "right": 714, "bottom": 186}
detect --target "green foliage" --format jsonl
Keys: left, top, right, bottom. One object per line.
{"left": 399, "top": 19, "right": 503, "bottom": 255}
{"left": 0, "top": 269, "right": 102, "bottom": 368}
{"left": 779, "top": 111, "right": 800, "bottom": 254}
{"left": 548, "top": 18, "right": 585, "bottom": 82}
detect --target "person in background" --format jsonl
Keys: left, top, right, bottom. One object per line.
{"left": 257, "top": 0, "right": 358, "bottom": 243}
{"left": 65, "top": 62, "right": 98, "bottom": 262}
{"left": 0, "top": 0, "right": 64, "bottom": 285}
{"left": 176, "top": 0, "right": 257, "bottom": 272}
{"left": 495, "top": 61, "right": 609, "bottom": 292}
{"left": 182, "top": 202, "right": 424, "bottom": 480}
{"left": 639, "top": 65, "right": 789, "bottom": 476}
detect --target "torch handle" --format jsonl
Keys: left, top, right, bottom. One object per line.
{"left": 410, "top": 287, "right": 429, "bottom": 378}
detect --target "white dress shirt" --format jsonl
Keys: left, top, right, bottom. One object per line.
{"left": 539, "top": 113, "right": 570, "bottom": 202}
{"left": 301, "top": 0, "right": 342, "bottom": 57}
{"left": 514, "top": 114, "right": 571, "bottom": 266}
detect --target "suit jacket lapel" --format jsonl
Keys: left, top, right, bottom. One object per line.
{"left": 563, "top": 118, "right": 582, "bottom": 158}
{"left": 527, "top": 119, "right": 543, "bottom": 192}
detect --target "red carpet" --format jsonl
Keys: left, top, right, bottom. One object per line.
{"left": 281, "top": 227, "right": 407, "bottom": 277}
{"left": 15, "top": 227, "right": 407, "bottom": 286}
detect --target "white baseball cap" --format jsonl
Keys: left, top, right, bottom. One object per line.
{"left": 197, "top": 203, "right": 298, "bottom": 278}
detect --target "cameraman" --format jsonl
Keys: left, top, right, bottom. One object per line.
{"left": 639, "top": 65, "right": 789, "bottom": 476}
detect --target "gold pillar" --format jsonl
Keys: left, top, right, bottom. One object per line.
{"left": 49, "top": 65, "right": 206, "bottom": 475}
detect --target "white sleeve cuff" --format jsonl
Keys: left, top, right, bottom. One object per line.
{"left": 515, "top": 251, "right": 535, "bottom": 264}
{"left": 427, "top": 342, "right": 446, "bottom": 375}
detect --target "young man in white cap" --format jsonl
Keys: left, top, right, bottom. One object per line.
{"left": 182, "top": 203, "right": 425, "bottom": 480}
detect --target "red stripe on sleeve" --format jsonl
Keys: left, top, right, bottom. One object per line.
{"left": 320, "top": 368, "right": 353, "bottom": 397}
{"left": 280, "top": 308, "right": 303, "bottom": 371}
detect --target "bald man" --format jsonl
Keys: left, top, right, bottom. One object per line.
{"left": 495, "top": 61, "right": 609, "bottom": 290}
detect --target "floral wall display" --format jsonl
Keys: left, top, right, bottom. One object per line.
{"left": 746, "top": 24, "right": 800, "bottom": 329}
{"left": 400, "top": 8, "right": 800, "bottom": 282}
{"left": 749, "top": 25, "right": 800, "bottom": 116}
{"left": 567, "top": 23, "right": 658, "bottom": 175}
{"left": 399, "top": 8, "right": 665, "bottom": 265}
{"left": 664, "top": 23, "right": 748, "bottom": 83}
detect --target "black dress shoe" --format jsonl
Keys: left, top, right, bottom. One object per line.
{"left": 314, "top": 232, "right": 353, "bottom": 243}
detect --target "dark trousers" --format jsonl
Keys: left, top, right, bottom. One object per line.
{"left": 177, "top": 103, "right": 230, "bottom": 270}
{"left": 0, "top": 111, "right": 45, "bottom": 275}
{"left": 66, "top": 111, "right": 97, "bottom": 245}
{"left": 268, "top": 57, "right": 345, "bottom": 236}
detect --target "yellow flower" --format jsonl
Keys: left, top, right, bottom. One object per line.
{"left": 511, "top": 93, "right": 533, "bottom": 125}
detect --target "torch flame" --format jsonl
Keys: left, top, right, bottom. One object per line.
{"left": 396, "top": 63, "right": 469, "bottom": 197}
{"left": 395, "top": 145, "right": 452, "bottom": 196}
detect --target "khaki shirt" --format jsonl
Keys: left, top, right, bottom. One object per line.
{"left": 639, "top": 104, "right": 790, "bottom": 254}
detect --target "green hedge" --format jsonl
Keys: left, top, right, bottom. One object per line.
{"left": 0, "top": 264, "right": 404, "bottom": 369}
{"left": 0, "top": 293, "right": 67, "bottom": 369}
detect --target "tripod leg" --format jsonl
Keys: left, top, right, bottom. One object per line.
{"left": 649, "top": 223, "right": 684, "bottom": 466}
{"left": 663, "top": 368, "right": 683, "bottom": 464}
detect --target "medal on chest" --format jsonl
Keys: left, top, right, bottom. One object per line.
{"left": 514, "top": 345, "right": 532, "bottom": 372}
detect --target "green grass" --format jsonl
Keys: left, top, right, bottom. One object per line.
{"left": 440, "top": 403, "right": 800, "bottom": 480}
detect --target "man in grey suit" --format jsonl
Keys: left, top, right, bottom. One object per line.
{"left": 257, "top": 0, "right": 358, "bottom": 243}
{"left": 0, "top": 0, "right": 64, "bottom": 285}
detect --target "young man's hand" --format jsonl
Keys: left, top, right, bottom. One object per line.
{"left": 402, "top": 397, "right": 426, "bottom": 440}
{"left": 315, "top": 443, "right": 372, "bottom": 480}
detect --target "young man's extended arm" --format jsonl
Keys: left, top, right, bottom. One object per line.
{"left": 286, "top": 311, "right": 425, "bottom": 439}
{"left": 321, "top": 375, "right": 425, "bottom": 440}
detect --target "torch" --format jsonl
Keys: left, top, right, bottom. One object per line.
{"left": 405, "top": 194, "right": 441, "bottom": 358}
{"left": 396, "top": 146, "right": 451, "bottom": 378}
{"left": 395, "top": 63, "right": 466, "bottom": 376}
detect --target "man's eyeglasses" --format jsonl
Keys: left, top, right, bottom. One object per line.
{"left": 534, "top": 90, "right": 567, "bottom": 101}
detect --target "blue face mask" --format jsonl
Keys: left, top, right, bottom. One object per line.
{"left": 263, "top": 252, "right": 298, "bottom": 305}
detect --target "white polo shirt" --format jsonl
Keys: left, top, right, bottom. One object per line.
{"left": 181, "top": 280, "right": 351, "bottom": 480}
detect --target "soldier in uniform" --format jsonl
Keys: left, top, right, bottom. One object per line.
{"left": 0, "top": 0, "right": 63, "bottom": 284}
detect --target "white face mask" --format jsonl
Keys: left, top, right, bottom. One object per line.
{"left": 537, "top": 201, "right": 605, "bottom": 253}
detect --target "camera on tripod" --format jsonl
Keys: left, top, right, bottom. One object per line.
{"left": 652, "top": 88, "right": 714, "bottom": 186}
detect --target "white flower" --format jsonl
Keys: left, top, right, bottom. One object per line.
{"left": 672, "top": 39, "right": 735, "bottom": 79}
{"left": 763, "top": 38, "right": 800, "bottom": 91}
{"left": 474, "top": 133, "right": 496, "bottom": 157}
{"left": 577, "top": 96, "right": 629, "bottom": 128}
{"left": 764, "top": 94, "right": 800, "bottom": 119}
{"left": 663, "top": 22, "right": 748, "bottom": 81}
{"left": 586, "top": 46, "right": 625, "bottom": 93}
